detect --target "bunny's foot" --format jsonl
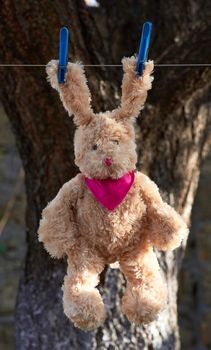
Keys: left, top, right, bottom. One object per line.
{"left": 63, "top": 251, "right": 106, "bottom": 330}
{"left": 120, "top": 247, "right": 167, "bottom": 324}
{"left": 122, "top": 281, "right": 167, "bottom": 324}
{"left": 63, "top": 276, "right": 105, "bottom": 330}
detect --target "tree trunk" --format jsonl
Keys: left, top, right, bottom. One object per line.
{"left": 0, "top": 1, "right": 210, "bottom": 349}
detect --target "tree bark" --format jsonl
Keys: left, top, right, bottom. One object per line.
{"left": 0, "top": 0, "right": 210, "bottom": 349}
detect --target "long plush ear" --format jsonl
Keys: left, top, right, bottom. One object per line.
{"left": 46, "top": 60, "right": 94, "bottom": 126}
{"left": 110, "top": 56, "right": 154, "bottom": 121}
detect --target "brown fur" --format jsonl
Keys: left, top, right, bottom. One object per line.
{"left": 39, "top": 57, "right": 188, "bottom": 330}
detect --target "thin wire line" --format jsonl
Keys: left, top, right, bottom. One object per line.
{"left": 0, "top": 63, "right": 210, "bottom": 67}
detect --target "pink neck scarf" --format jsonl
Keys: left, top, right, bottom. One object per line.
{"left": 84, "top": 171, "right": 135, "bottom": 211}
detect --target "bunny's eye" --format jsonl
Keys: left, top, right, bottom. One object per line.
{"left": 92, "top": 144, "right": 98, "bottom": 150}
{"left": 112, "top": 140, "right": 119, "bottom": 145}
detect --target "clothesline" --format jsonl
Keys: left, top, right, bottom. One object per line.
{"left": 0, "top": 64, "right": 210, "bottom": 67}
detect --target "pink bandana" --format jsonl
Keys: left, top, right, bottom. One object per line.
{"left": 84, "top": 171, "right": 135, "bottom": 211}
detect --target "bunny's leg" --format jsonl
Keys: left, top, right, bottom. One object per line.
{"left": 63, "top": 248, "right": 105, "bottom": 331}
{"left": 119, "top": 246, "right": 167, "bottom": 324}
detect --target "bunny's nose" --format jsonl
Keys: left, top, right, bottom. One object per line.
{"left": 104, "top": 157, "right": 113, "bottom": 166}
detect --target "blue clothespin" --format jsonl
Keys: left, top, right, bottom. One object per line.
{"left": 58, "top": 27, "right": 69, "bottom": 84}
{"left": 136, "top": 22, "right": 152, "bottom": 76}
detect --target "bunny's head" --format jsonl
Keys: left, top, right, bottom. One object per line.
{"left": 74, "top": 112, "right": 136, "bottom": 179}
{"left": 47, "top": 57, "right": 153, "bottom": 179}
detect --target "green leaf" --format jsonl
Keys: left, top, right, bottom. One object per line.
{"left": 0, "top": 242, "right": 7, "bottom": 254}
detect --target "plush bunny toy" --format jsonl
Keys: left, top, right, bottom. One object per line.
{"left": 38, "top": 56, "right": 188, "bottom": 331}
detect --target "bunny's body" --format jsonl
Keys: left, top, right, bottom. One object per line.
{"left": 38, "top": 57, "right": 188, "bottom": 330}
{"left": 50, "top": 172, "right": 146, "bottom": 263}
{"left": 76, "top": 172, "right": 144, "bottom": 261}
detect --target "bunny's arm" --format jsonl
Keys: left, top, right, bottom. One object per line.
{"left": 38, "top": 175, "right": 81, "bottom": 258}
{"left": 139, "top": 173, "right": 189, "bottom": 251}
{"left": 46, "top": 60, "right": 94, "bottom": 126}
